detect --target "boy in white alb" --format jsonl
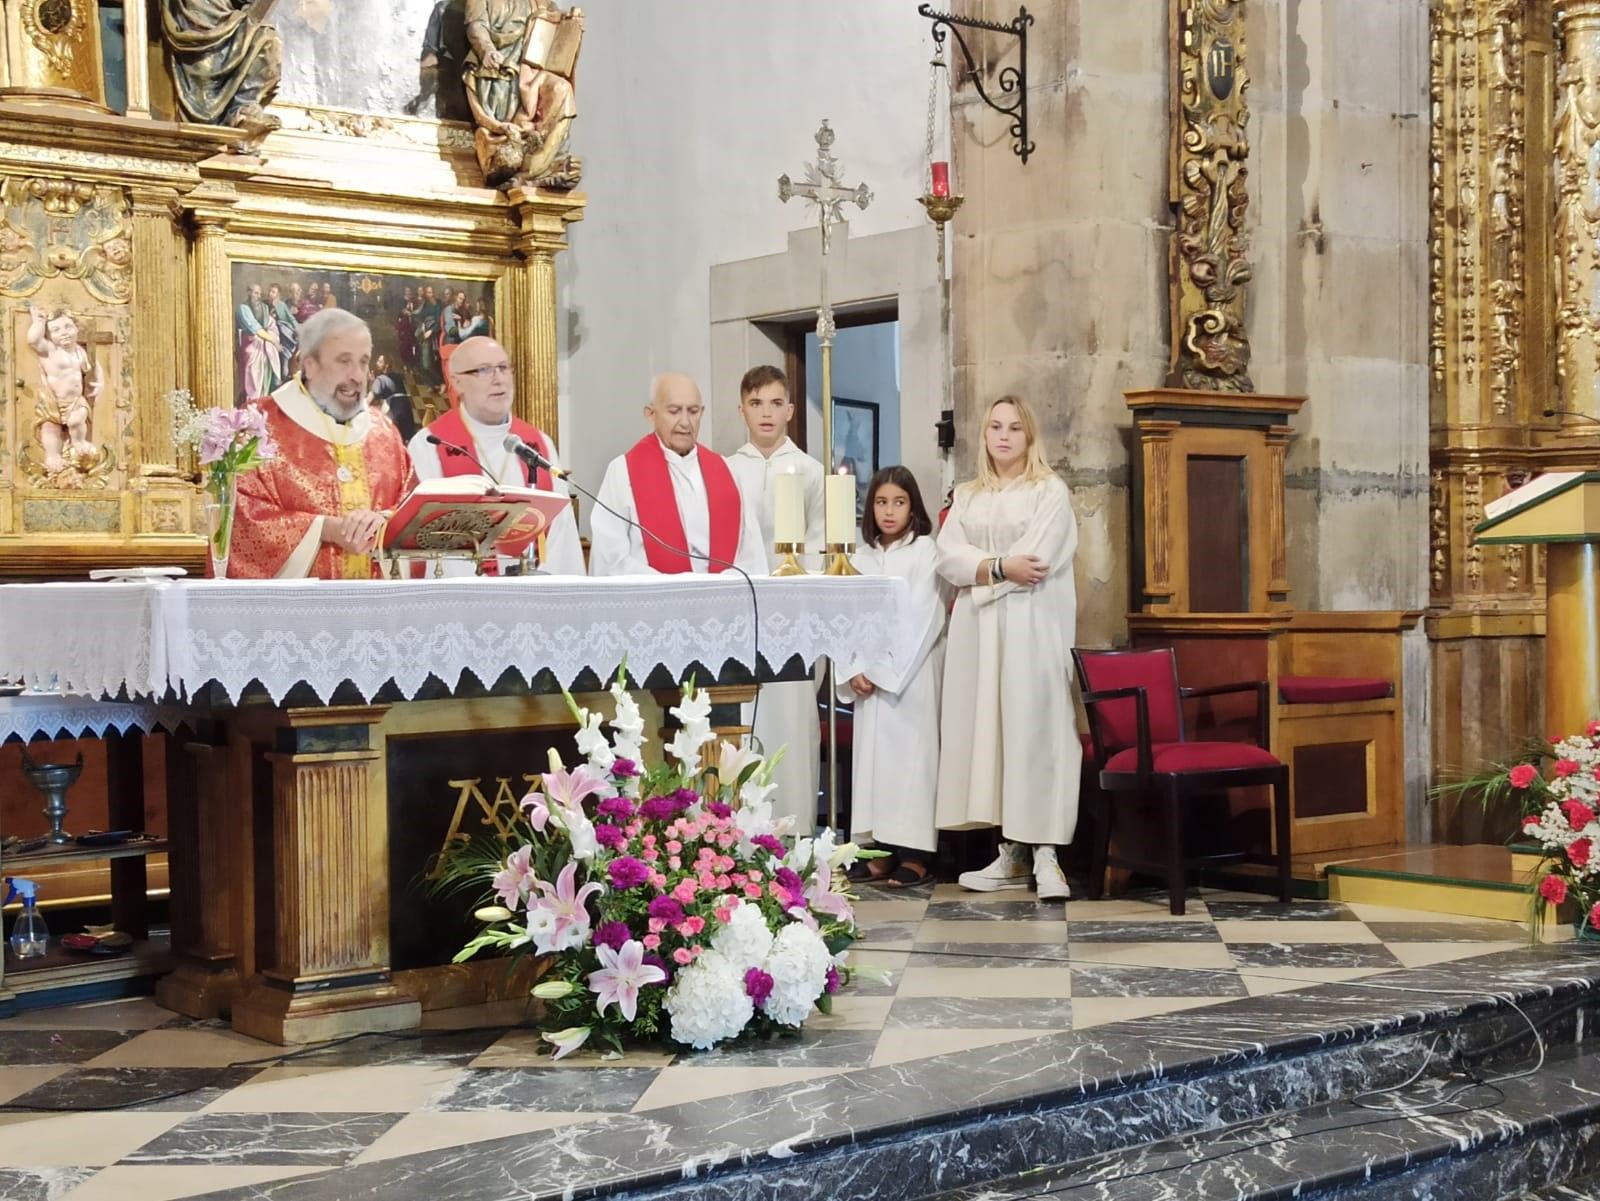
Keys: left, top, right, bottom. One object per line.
{"left": 724, "top": 366, "right": 825, "bottom": 833}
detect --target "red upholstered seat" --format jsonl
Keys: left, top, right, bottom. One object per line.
{"left": 1278, "top": 675, "right": 1391, "bottom": 704}
{"left": 1104, "top": 741, "right": 1281, "bottom": 775}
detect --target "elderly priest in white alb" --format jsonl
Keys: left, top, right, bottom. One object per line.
{"left": 589, "top": 373, "right": 766, "bottom": 578}
{"left": 406, "top": 334, "right": 584, "bottom": 575}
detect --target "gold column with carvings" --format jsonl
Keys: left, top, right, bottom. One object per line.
{"left": 129, "top": 186, "right": 185, "bottom": 476}
{"left": 0, "top": 0, "right": 106, "bottom": 108}
{"left": 507, "top": 186, "right": 581, "bottom": 438}
{"left": 185, "top": 185, "right": 237, "bottom": 411}
{"left": 1426, "top": 1, "right": 1578, "bottom": 840}
{"left": 1553, "top": 0, "right": 1600, "bottom": 427}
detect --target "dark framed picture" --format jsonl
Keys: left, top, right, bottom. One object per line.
{"left": 831, "top": 397, "right": 879, "bottom": 518}
{"left": 229, "top": 261, "right": 497, "bottom": 440}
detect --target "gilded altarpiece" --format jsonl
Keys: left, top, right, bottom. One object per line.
{"left": 0, "top": 93, "right": 581, "bottom": 580}
{"left": 1425, "top": 0, "right": 1600, "bottom": 837}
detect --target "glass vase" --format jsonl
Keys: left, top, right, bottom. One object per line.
{"left": 203, "top": 474, "right": 238, "bottom": 579}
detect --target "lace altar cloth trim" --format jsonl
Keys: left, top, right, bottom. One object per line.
{"left": 0, "top": 694, "right": 191, "bottom": 743}
{"left": 0, "top": 575, "right": 910, "bottom": 705}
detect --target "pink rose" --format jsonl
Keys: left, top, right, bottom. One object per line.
{"left": 667, "top": 840, "right": 682, "bottom": 854}
{"left": 673, "top": 878, "right": 700, "bottom": 904}
{"left": 1540, "top": 873, "right": 1569, "bottom": 904}
{"left": 668, "top": 856, "right": 682, "bottom": 870}
{"left": 744, "top": 883, "right": 763, "bottom": 899}
{"left": 673, "top": 948, "right": 694, "bottom": 965}
{"left": 643, "top": 933, "right": 661, "bottom": 949}
{"left": 647, "top": 917, "right": 666, "bottom": 934}
{"left": 714, "top": 904, "right": 735, "bottom": 924}
{"left": 677, "top": 915, "right": 705, "bottom": 936}
{"left": 642, "top": 848, "right": 659, "bottom": 861}
{"left": 1508, "top": 763, "right": 1539, "bottom": 789}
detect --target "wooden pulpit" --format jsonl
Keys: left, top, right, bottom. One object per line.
{"left": 1474, "top": 472, "right": 1600, "bottom": 737}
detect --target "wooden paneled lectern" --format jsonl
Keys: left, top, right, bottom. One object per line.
{"left": 1474, "top": 472, "right": 1600, "bottom": 738}
{"left": 1124, "top": 389, "right": 1419, "bottom": 856}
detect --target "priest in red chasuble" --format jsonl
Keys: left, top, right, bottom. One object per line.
{"left": 407, "top": 334, "right": 584, "bottom": 575}
{"left": 232, "top": 309, "right": 415, "bottom": 579}
{"left": 589, "top": 372, "right": 767, "bottom": 577}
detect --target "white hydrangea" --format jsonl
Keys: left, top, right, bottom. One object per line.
{"left": 664, "top": 950, "right": 753, "bottom": 1050}
{"left": 710, "top": 898, "right": 774, "bottom": 971}
{"left": 760, "top": 922, "right": 832, "bottom": 1027}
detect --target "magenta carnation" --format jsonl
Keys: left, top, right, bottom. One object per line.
{"left": 608, "top": 856, "right": 651, "bottom": 890}
{"left": 707, "top": 801, "right": 733, "bottom": 819}
{"left": 825, "top": 965, "right": 840, "bottom": 995}
{"left": 647, "top": 896, "right": 685, "bottom": 924}
{"left": 594, "top": 823, "right": 627, "bottom": 849}
{"left": 593, "top": 920, "right": 630, "bottom": 951}
{"left": 640, "top": 797, "right": 677, "bottom": 822}
{"left": 612, "top": 758, "right": 640, "bottom": 778}
{"left": 753, "top": 834, "right": 785, "bottom": 856}
{"left": 672, "top": 789, "right": 698, "bottom": 811}
{"left": 744, "top": 967, "right": 775, "bottom": 1005}
{"left": 597, "top": 796, "right": 635, "bottom": 823}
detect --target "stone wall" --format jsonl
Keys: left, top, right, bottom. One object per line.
{"left": 950, "top": 0, "right": 1430, "bottom": 648}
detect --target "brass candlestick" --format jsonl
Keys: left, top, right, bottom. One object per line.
{"left": 824, "top": 542, "right": 860, "bottom": 576}
{"left": 772, "top": 541, "right": 808, "bottom": 576}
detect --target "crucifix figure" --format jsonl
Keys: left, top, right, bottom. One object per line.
{"left": 776, "top": 118, "right": 872, "bottom": 833}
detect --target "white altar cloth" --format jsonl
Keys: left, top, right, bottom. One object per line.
{"left": 0, "top": 575, "right": 910, "bottom": 705}
{"left": 0, "top": 693, "right": 191, "bottom": 743}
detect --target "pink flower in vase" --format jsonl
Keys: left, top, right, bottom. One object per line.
{"left": 587, "top": 939, "right": 666, "bottom": 1022}
{"left": 1508, "top": 764, "right": 1539, "bottom": 789}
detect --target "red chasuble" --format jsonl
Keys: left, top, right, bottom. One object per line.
{"left": 426, "top": 407, "right": 555, "bottom": 491}
{"left": 624, "top": 435, "right": 742, "bottom": 574}
{"left": 232, "top": 383, "right": 414, "bottom": 580}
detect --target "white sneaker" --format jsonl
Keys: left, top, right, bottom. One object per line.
{"left": 1033, "top": 846, "right": 1070, "bottom": 901}
{"left": 958, "top": 841, "right": 1032, "bottom": 892}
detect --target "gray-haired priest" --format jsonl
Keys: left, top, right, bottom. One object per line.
{"left": 232, "top": 309, "right": 415, "bottom": 579}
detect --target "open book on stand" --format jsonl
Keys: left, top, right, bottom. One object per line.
{"left": 383, "top": 476, "right": 570, "bottom": 561}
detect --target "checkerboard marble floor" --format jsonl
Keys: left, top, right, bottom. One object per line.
{"left": 0, "top": 886, "right": 1537, "bottom": 1201}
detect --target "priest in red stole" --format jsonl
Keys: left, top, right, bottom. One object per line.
{"left": 232, "top": 309, "right": 414, "bottom": 579}
{"left": 407, "top": 334, "right": 584, "bottom": 575}
{"left": 589, "top": 372, "right": 767, "bottom": 577}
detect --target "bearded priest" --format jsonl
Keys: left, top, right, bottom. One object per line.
{"left": 232, "top": 309, "right": 415, "bottom": 579}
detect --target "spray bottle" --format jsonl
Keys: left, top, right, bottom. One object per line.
{"left": 5, "top": 877, "right": 47, "bottom": 960}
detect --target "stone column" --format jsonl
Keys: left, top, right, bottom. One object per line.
{"left": 1554, "top": 0, "right": 1600, "bottom": 426}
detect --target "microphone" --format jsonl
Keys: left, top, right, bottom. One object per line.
{"left": 1542, "top": 406, "right": 1600, "bottom": 426}
{"left": 503, "top": 433, "right": 570, "bottom": 479}
{"left": 425, "top": 432, "right": 501, "bottom": 495}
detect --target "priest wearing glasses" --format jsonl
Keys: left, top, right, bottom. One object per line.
{"left": 231, "top": 309, "right": 414, "bottom": 579}
{"left": 407, "top": 335, "right": 584, "bottom": 575}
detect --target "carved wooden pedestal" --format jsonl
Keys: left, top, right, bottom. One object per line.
{"left": 228, "top": 706, "right": 419, "bottom": 1044}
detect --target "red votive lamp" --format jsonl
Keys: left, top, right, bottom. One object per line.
{"left": 930, "top": 160, "right": 950, "bottom": 197}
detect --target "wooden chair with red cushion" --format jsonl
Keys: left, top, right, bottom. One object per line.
{"left": 1071, "top": 647, "right": 1291, "bottom": 915}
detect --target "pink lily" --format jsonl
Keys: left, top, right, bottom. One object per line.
{"left": 805, "top": 876, "right": 854, "bottom": 922}
{"left": 526, "top": 862, "right": 604, "bottom": 954}
{"left": 586, "top": 939, "right": 666, "bottom": 1022}
{"left": 520, "top": 792, "right": 550, "bottom": 832}
{"left": 541, "top": 764, "right": 612, "bottom": 813}
{"left": 491, "top": 845, "right": 538, "bottom": 910}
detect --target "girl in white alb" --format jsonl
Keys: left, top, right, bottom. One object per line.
{"left": 840, "top": 466, "right": 949, "bottom": 887}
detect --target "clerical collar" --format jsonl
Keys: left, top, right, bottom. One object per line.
{"left": 462, "top": 410, "right": 512, "bottom": 439}
{"left": 656, "top": 436, "right": 698, "bottom": 463}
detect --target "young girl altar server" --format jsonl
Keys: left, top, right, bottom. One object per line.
{"left": 840, "top": 467, "right": 948, "bottom": 887}
{"left": 935, "top": 396, "right": 1081, "bottom": 902}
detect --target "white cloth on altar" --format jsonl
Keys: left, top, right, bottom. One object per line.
{"left": 836, "top": 534, "right": 948, "bottom": 853}
{"left": 0, "top": 693, "right": 191, "bottom": 744}
{"left": 406, "top": 412, "right": 585, "bottom": 577}
{"left": 934, "top": 475, "right": 1082, "bottom": 848}
{"left": 0, "top": 576, "right": 910, "bottom": 706}
{"left": 589, "top": 438, "right": 767, "bottom": 578}
{"left": 726, "top": 438, "right": 827, "bottom": 831}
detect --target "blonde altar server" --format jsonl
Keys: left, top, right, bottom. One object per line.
{"left": 840, "top": 466, "right": 948, "bottom": 886}
{"left": 725, "top": 365, "right": 826, "bottom": 831}
{"left": 935, "top": 395, "right": 1081, "bottom": 902}
{"left": 406, "top": 335, "right": 585, "bottom": 576}
{"left": 590, "top": 373, "right": 767, "bottom": 578}
{"left": 233, "top": 309, "right": 415, "bottom": 580}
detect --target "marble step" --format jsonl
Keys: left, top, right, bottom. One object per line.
{"left": 185, "top": 947, "right": 1600, "bottom": 1201}
{"left": 920, "top": 1041, "right": 1600, "bottom": 1201}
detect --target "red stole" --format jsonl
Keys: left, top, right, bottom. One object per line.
{"left": 624, "top": 435, "right": 741, "bottom": 574}
{"left": 426, "top": 407, "right": 554, "bottom": 491}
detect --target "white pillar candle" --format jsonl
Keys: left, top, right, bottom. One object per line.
{"left": 825, "top": 472, "right": 857, "bottom": 545}
{"left": 773, "top": 470, "right": 804, "bottom": 544}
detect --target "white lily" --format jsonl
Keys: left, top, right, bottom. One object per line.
{"left": 543, "top": 1025, "right": 592, "bottom": 1060}
{"left": 532, "top": 978, "right": 577, "bottom": 1000}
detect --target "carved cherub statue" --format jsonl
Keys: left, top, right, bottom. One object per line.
{"left": 463, "top": 0, "right": 583, "bottom": 189}
{"left": 26, "top": 305, "right": 100, "bottom": 475}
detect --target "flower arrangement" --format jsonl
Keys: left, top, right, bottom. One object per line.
{"left": 447, "top": 673, "right": 866, "bottom": 1057}
{"left": 1448, "top": 721, "right": 1600, "bottom": 938}
{"left": 170, "top": 390, "right": 278, "bottom": 577}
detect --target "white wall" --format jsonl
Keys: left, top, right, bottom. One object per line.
{"left": 556, "top": 1, "right": 933, "bottom": 522}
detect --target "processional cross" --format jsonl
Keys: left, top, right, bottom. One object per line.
{"left": 777, "top": 120, "right": 871, "bottom": 833}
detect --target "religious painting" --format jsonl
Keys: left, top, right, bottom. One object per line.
{"left": 831, "top": 397, "right": 879, "bottom": 519}
{"left": 229, "top": 261, "right": 496, "bottom": 438}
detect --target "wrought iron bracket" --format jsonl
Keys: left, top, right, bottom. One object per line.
{"left": 917, "top": 3, "right": 1035, "bottom": 163}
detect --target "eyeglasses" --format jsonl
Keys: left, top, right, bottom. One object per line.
{"left": 460, "top": 363, "right": 513, "bottom": 380}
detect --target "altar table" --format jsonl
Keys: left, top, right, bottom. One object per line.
{"left": 0, "top": 576, "right": 908, "bottom": 1042}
